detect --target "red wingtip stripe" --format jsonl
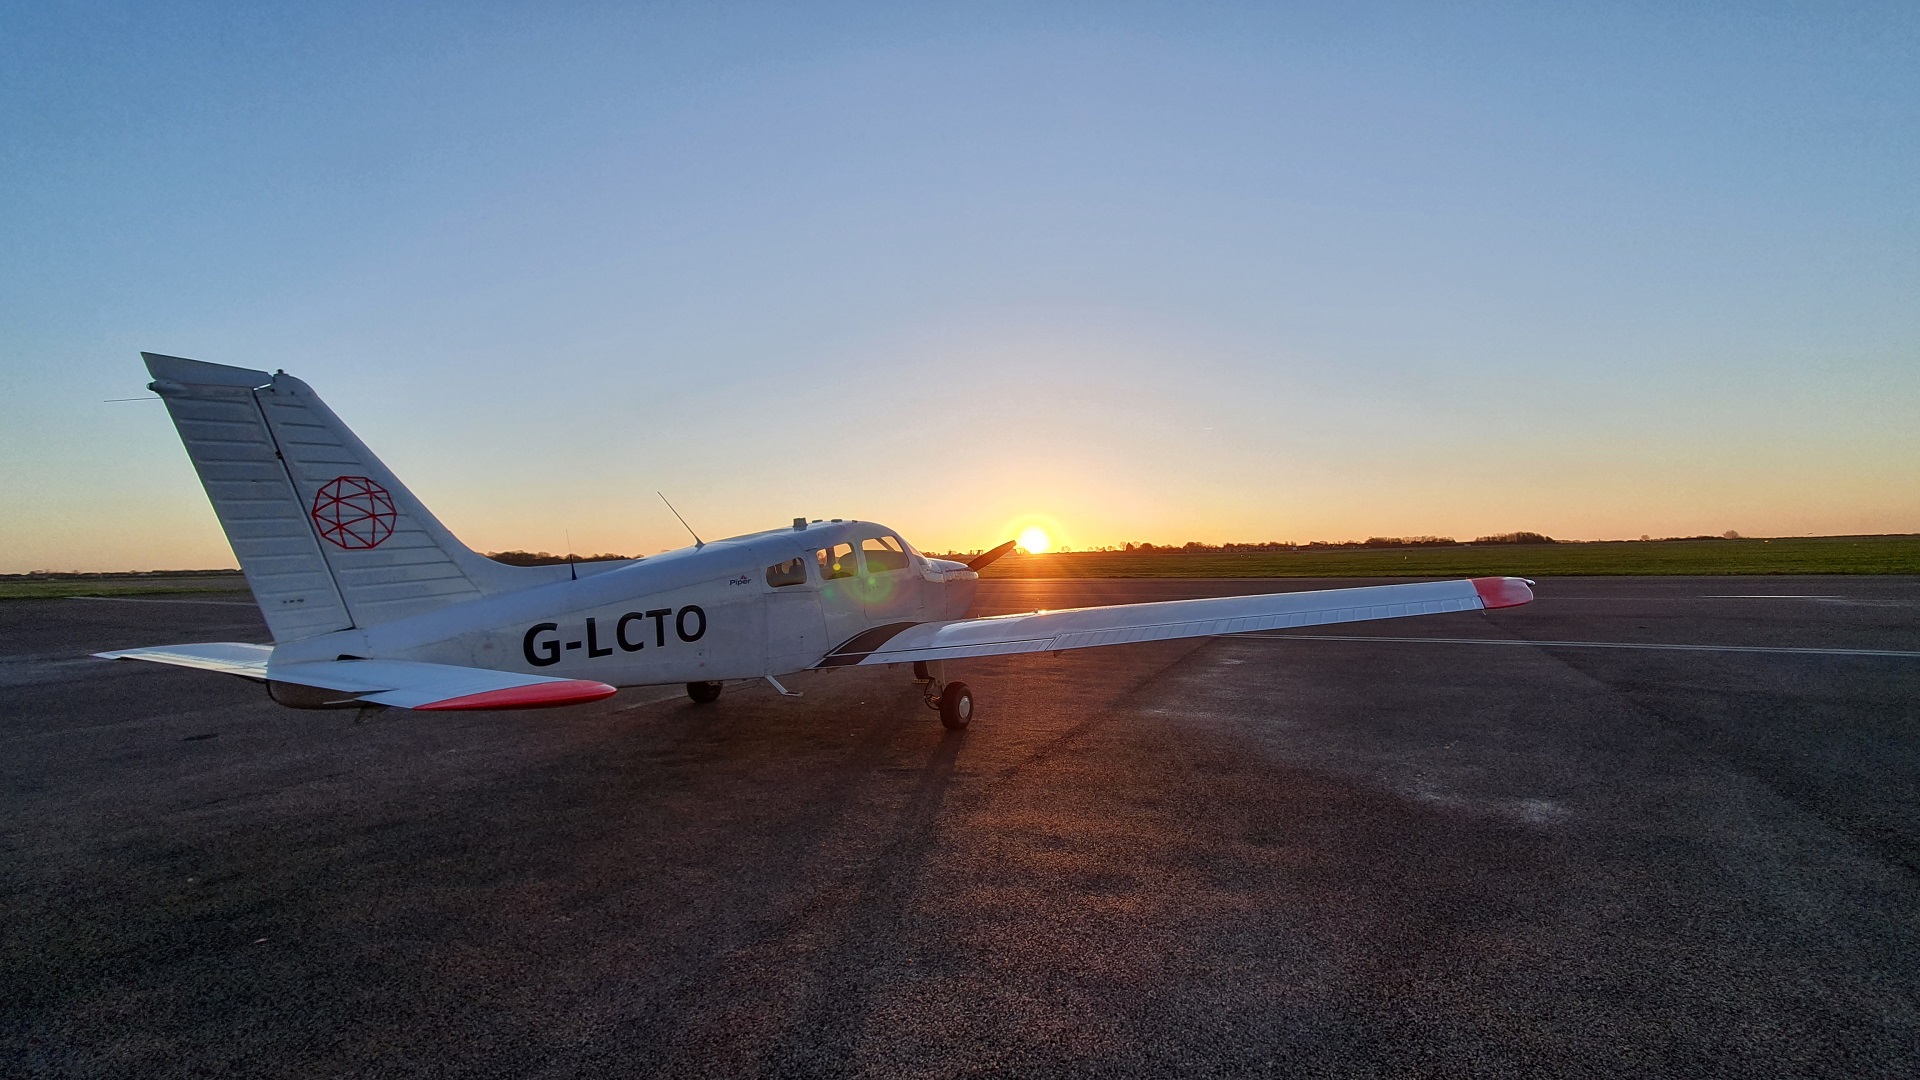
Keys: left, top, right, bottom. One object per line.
{"left": 1471, "top": 576, "right": 1535, "bottom": 609}
{"left": 414, "top": 679, "right": 619, "bottom": 711}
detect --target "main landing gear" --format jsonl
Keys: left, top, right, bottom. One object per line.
{"left": 915, "top": 661, "right": 973, "bottom": 731}
{"left": 687, "top": 681, "right": 723, "bottom": 704}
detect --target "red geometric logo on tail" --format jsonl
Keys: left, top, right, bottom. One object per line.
{"left": 312, "top": 476, "right": 396, "bottom": 550}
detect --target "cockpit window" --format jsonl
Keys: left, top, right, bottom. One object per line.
{"left": 816, "top": 543, "right": 855, "bottom": 580}
{"left": 861, "top": 535, "right": 908, "bottom": 572}
{"left": 765, "top": 557, "right": 807, "bottom": 588}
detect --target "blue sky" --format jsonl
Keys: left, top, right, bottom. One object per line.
{"left": 2, "top": 2, "right": 1915, "bottom": 570}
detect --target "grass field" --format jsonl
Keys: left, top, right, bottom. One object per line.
{"left": 0, "top": 572, "right": 248, "bottom": 601}
{"left": 977, "top": 535, "right": 1920, "bottom": 579}
{"left": 6, "top": 536, "right": 1918, "bottom": 600}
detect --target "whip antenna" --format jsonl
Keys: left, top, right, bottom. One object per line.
{"left": 658, "top": 493, "right": 705, "bottom": 549}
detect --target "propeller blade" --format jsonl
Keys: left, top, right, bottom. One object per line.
{"left": 967, "top": 540, "right": 1018, "bottom": 572}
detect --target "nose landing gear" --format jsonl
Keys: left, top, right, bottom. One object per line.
{"left": 914, "top": 660, "right": 973, "bottom": 731}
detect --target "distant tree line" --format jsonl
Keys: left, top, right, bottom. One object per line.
{"left": 489, "top": 531, "right": 1586, "bottom": 566}
{"left": 483, "top": 531, "right": 1768, "bottom": 564}
{"left": 487, "top": 551, "right": 634, "bottom": 566}
{"left": 928, "top": 532, "right": 1569, "bottom": 559}
{"left": 1104, "top": 532, "right": 1559, "bottom": 553}
{"left": 1633, "top": 531, "right": 1744, "bottom": 542}
{"left": 1472, "top": 532, "right": 1558, "bottom": 545}
{"left": 2, "top": 568, "right": 245, "bottom": 580}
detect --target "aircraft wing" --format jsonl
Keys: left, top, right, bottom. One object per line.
{"left": 96, "top": 644, "right": 617, "bottom": 710}
{"left": 818, "top": 577, "right": 1533, "bottom": 668}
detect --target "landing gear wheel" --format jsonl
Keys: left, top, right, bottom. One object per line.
{"left": 938, "top": 682, "right": 973, "bottom": 731}
{"left": 687, "top": 681, "right": 723, "bottom": 704}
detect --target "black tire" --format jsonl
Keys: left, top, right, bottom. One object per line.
{"left": 938, "top": 682, "right": 973, "bottom": 731}
{"left": 687, "top": 681, "right": 723, "bottom": 704}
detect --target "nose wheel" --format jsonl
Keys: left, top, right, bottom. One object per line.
{"left": 915, "top": 661, "right": 973, "bottom": 731}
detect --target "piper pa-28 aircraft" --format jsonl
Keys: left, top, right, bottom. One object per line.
{"left": 100, "top": 354, "right": 1535, "bottom": 730}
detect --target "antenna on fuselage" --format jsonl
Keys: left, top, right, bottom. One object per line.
{"left": 657, "top": 492, "right": 705, "bottom": 549}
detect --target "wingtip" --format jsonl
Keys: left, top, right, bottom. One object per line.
{"left": 1470, "top": 576, "right": 1535, "bottom": 609}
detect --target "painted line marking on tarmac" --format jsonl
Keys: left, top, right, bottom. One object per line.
{"left": 1233, "top": 633, "right": 1920, "bottom": 659}
{"left": 613, "top": 688, "right": 705, "bottom": 712}
{"left": 1537, "top": 595, "right": 1912, "bottom": 608}
{"left": 1701, "top": 594, "right": 1850, "bottom": 600}
{"left": 1529, "top": 595, "right": 1855, "bottom": 601}
{"left": 66, "top": 595, "right": 258, "bottom": 607}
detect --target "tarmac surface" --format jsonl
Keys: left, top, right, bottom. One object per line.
{"left": 4, "top": 576, "right": 1919, "bottom": 1078}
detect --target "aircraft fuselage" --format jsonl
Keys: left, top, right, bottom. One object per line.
{"left": 266, "top": 520, "right": 977, "bottom": 687}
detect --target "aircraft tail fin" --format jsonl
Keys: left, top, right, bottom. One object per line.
{"left": 143, "top": 353, "right": 546, "bottom": 642}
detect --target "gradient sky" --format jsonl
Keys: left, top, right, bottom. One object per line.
{"left": 3, "top": 2, "right": 1916, "bottom": 572}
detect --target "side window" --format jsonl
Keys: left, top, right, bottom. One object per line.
{"left": 765, "top": 557, "right": 807, "bottom": 588}
{"left": 816, "top": 543, "right": 855, "bottom": 580}
{"left": 861, "top": 535, "right": 908, "bottom": 572}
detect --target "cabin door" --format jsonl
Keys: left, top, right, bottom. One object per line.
{"left": 763, "top": 555, "right": 828, "bottom": 675}
{"left": 812, "top": 541, "right": 869, "bottom": 653}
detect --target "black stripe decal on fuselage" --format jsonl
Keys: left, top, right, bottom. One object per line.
{"left": 816, "top": 622, "right": 922, "bottom": 667}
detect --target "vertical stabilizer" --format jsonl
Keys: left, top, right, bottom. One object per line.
{"left": 144, "top": 353, "right": 532, "bottom": 641}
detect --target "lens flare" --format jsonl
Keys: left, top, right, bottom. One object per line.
{"left": 1018, "top": 526, "right": 1053, "bottom": 554}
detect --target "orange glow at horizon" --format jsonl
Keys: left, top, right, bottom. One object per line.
{"left": 1017, "top": 526, "right": 1053, "bottom": 553}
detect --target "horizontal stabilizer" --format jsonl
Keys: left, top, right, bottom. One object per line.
{"left": 266, "top": 658, "right": 618, "bottom": 710}
{"left": 95, "top": 642, "right": 272, "bottom": 678}
{"left": 819, "top": 577, "right": 1534, "bottom": 667}
{"left": 97, "top": 644, "right": 616, "bottom": 710}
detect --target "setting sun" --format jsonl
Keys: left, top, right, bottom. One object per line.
{"left": 1017, "top": 526, "right": 1053, "bottom": 554}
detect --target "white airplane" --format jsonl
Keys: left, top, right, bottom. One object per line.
{"left": 100, "top": 354, "right": 1535, "bottom": 729}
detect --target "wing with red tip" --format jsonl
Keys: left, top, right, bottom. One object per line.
{"left": 818, "top": 577, "right": 1535, "bottom": 667}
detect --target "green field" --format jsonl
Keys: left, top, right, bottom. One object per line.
{"left": 0, "top": 572, "right": 249, "bottom": 601}
{"left": 977, "top": 535, "right": 1920, "bottom": 579}
{"left": 6, "top": 535, "right": 1918, "bottom": 600}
